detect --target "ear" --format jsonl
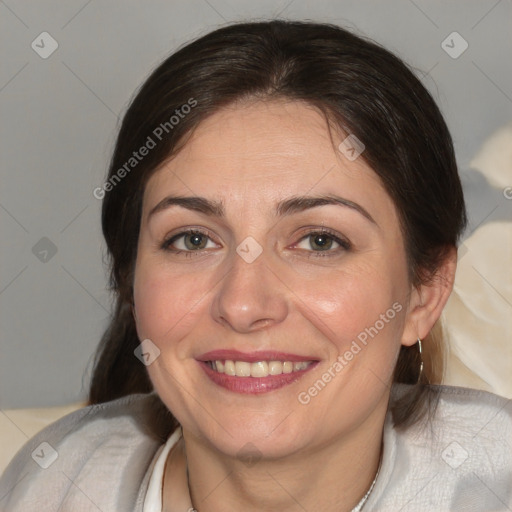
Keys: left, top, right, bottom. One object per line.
{"left": 401, "top": 247, "right": 457, "bottom": 347}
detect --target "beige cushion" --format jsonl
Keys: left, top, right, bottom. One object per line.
{"left": 444, "top": 124, "right": 512, "bottom": 397}
{"left": 444, "top": 221, "right": 512, "bottom": 397}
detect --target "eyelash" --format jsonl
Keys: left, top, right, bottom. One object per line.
{"left": 160, "top": 228, "right": 351, "bottom": 258}
{"left": 296, "top": 227, "right": 352, "bottom": 257}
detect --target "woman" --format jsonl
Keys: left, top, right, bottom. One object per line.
{"left": 1, "top": 20, "right": 510, "bottom": 512}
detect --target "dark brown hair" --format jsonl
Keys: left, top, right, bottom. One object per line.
{"left": 88, "top": 20, "right": 467, "bottom": 428}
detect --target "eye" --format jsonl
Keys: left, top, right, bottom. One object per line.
{"left": 162, "top": 229, "right": 218, "bottom": 252}
{"left": 294, "top": 229, "right": 351, "bottom": 254}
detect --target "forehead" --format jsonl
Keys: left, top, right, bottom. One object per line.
{"left": 143, "top": 99, "right": 389, "bottom": 212}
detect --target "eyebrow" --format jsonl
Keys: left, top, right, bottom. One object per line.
{"left": 148, "top": 194, "right": 377, "bottom": 225}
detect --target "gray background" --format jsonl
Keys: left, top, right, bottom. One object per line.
{"left": 1, "top": 0, "right": 511, "bottom": 408}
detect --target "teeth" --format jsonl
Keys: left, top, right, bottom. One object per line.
{"left": 208, "top": 359, "right": 313, "bottom": 377}
{"left": 251, "top": 361, "right": 268, "bottom": 378}
{"left": 282, "top": 361, "right": 293, "bottom": 374}
{"left": 268, "top": 361, "right": 282, "bottom": 375}
{"left": 235, "top": 361, "right": 251, "bottom": 377}
{"left": 224, "top": 360, "right": 235, "bottom": 376}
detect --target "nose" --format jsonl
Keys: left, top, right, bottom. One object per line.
{"left": 210, "top": 248, "right": 289, "bottom": 333}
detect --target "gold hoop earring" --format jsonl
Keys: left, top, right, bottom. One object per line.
{"left": 416, "top": 337, "right": 424, "bottom": 384}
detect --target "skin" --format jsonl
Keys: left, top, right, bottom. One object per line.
{"left": 133, "top": 99, "right": 456, "bottom": 511}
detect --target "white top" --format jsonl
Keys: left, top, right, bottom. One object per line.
{"left": 142, "top": 386, "right": 512, "bottom": 511}
{"left": 143, "top": 428, "right": 182, "bottom": 512}
{"left": 1, "top": 385, "right": 511, "bottom": 511}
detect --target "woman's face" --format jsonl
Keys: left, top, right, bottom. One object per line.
{"left": 134, "top": 100, "right": 415, "bottom": 458}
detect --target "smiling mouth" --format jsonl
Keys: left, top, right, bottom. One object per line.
{"left": 198, "top": 358, "right": 318, "bottom": 394}
{"left": 206, "top": 359, "right": 314, "bottom": 377}
{"left": 197, "top": 349, "right": 319, "bottom": 394}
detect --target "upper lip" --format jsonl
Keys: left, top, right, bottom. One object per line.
{"left": 197, "top": 349, "right": 318, "bottom": 363}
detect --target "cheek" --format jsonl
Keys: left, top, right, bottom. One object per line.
{"left": 132, "top": 258, "right": 207, "bottom": 344}
{"left": 292, "top": 261, "right": 406, "bottom": 383}
{"left": 280, "top": 264, "right": 406, "bottom": 437}
{"left": 303, "top": 263, "right": 402, "bottom": 335}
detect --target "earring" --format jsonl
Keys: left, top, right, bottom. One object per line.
{"left": 416, "top": 337, "right": 424, "bottom": 384}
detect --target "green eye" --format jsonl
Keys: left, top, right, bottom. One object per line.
{"left": 295, "top": 229, "right": 351, "bottom": 255}
{"left": 183, "top": 232, "right": 208, "bottom": 250}
{"left": 309, "top": 233, "right": 334, "bottom": 251}
{"left": 162, "top": 230, "right": 216, "bottom": 252}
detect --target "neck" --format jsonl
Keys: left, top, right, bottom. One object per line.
{"left": 179, "top": 404, "right": 387, "bottom": 512}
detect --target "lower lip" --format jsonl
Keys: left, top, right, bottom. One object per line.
{"left": 198, "top": 361, "right": 318, "bottom": 394}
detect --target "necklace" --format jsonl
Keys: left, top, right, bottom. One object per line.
{"left": 350, "top": 453, "right": 382, "bottom": 512}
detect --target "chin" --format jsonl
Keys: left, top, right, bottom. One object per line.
{"left": 189, "top": 413, "right": 316, "bottom": 462}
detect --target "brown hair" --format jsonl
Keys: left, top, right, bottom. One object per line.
{"left": 88, "top": 20, "right": 467, "bottom": 428}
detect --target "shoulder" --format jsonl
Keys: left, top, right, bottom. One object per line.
{"left": 427, "top": 384, "right": 511, "bottom": 452}
{"left": 370, "top": 384, "right": 512, "bottom": 511}
{"left": 434, "top": 382, "right": 511, "bottom": 411}
{"left": 392, "top": 382, "right": 511, "bottom": 435}
{"left": 420, "top": 384, "right": 511, "bottom": 461}
{"left": 0, "top": 392, "right": 177, "bottom": 512}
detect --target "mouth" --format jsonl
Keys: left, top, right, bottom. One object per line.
{"left": 197, "top": 350, "right": 319, "bottom": 394}
{"left": 205, "top": 359, "right": 314, "bottom": 376}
